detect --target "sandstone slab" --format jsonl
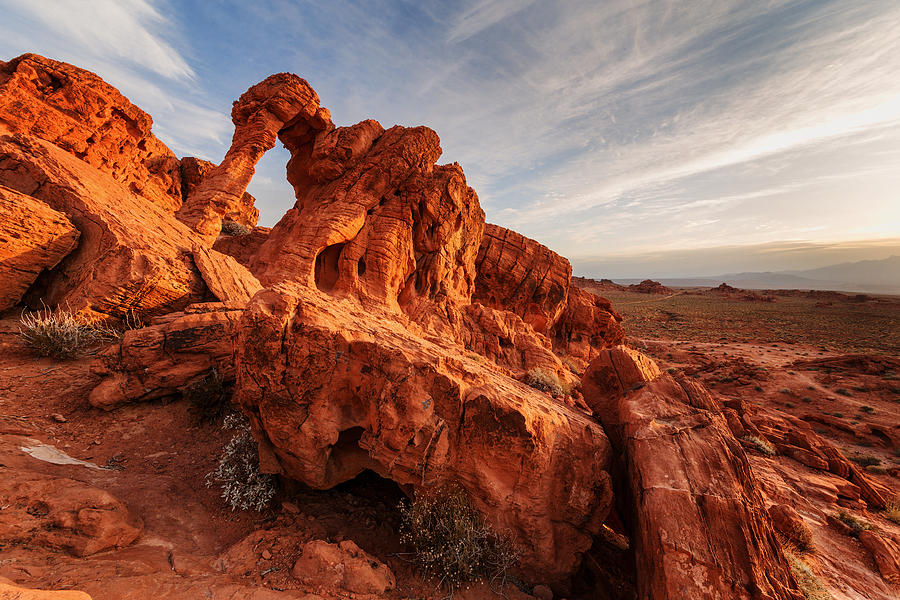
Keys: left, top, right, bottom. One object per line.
{"left": 0, "top": 185, "right": 79, "bottom": 310}
{"left": 0, "top": 467, "right": 142, "bottom": 556}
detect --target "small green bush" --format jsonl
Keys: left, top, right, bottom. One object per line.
{"left": 835, "top": 388, "right": 852, "bottom": 396}
{"left": 207, "top": 414, "right": 275, "bottom": 511}
{"left": 859, "top": 405, "right": 875, "bottom": 414}
{"left": 399, "top": 485, "right": 518, "bottom": 590}
{"left": 19, "top": 306, "right": 119, "bottom": 359}
{"left": 745, "top": 435, "right": 776, "bottom": 456}
{"left": 524, "top": 368, "right": 568, "bottom": 396}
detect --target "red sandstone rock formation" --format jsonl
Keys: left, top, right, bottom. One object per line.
{"left": 627, "top": 279, "right": 672, "bottom": 294}
{"left": 292, "top": 540, "right": 396, "bottom": 594}
{"left": 0, "top": 133, "right": 262, "bottom": 318}
{"left": 236, "top": 285, "right": 613, "bottom": 583}
{"left": 474, "top": 223, "right": 572, "bottom": 334}
{"left": 0, "top": 467, "right": 142, "bottom": 556}
{"left": 179, "top": 156, "right": 259, "bottom": 228}
{"left": 582, "top": 347, "right": 803, "bottom": 600}
{"left": 0, "top": 579, "right": 92, "bottom": 599}
{"left": 212, "top": 226, "right": 271, "bottom": 268}
{"left": 90, "top": 303, "right": 243, "bottom": 409}
{"left": 0, "top": 185, "right": 79, "bottom": 310}
{"left": 721, "top": 396, "right": 891, "bottom": 509}
{"left": 0, "top": 134, "right": 208, "bottom": 317}
{"left": 177, "top": 74, "right": 328, "bottom": 242}
{"left": 860, "top": 530, "right": 900, "bottom": 584}
{"left": 0, "top": 54, "right": 183, "bottom": 211}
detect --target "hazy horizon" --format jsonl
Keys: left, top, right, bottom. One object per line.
{"left": 1, "top": 0, "right": 898, "bottom": 278}
{"left": 573, "top": 238, "right": 900, "bottom": 280}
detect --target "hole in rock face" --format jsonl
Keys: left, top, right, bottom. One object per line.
{"left": 357, "top": 256, "right": 367, "bottom": 277}
{"left": 334, "top": 468, "right": 408, "bottom": 505}
{"left": 314, "top": 242, "right": 346, "bottom": 292}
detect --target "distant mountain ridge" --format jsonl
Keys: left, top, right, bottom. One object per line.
{"left": 607, "top": 255, "right": 900, "bottom": 294}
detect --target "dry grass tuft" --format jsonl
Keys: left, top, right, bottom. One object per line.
{"left": 785, "top": 550, "right": 832, "bottom": 600}
{"left": 835, "top": 511, "right": 873, "bottom": 537}
{"left": 19, "top": 306, "right": 119, "bottom": 359}
{"left": 523, "top": 368, "right": 568, "bottom": 396}
{"left": 884, "top": 496, "right": 900, "bottom": 525}
{"left": 744, "top": 435, "right": 776, "bottom": 456}
{"left": 220, "top": 220, "right": 251, "bottom": 236}
{"left": 206, "top": 414, "right": 275, "bottom": 511}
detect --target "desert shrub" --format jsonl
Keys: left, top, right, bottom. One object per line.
{"left": 784, "top": 550, "right": 832, "bottom": 600}
{"left": 399, "top": 485, "right": 518, "bottom": 590}
{"left": 850, "top": 455, "right": 881, "bottom": 468}
{"left": 744, "top": 435, "right": 776, "bottom": 456}
{"left": 754, "top": 385, "right": 763, "bottom": 392}
{"left": 801, "top": 397, "right": 812, "bottom": 403}
{"left": 207, "top": 413, "right": 275, "bottom": 511}
{"left": 884, "top": 496, "right": 900, "bottom": 525}
{"left": 835, "top": 511, "right": 872, "bottom": 537}
{"left": 184, "top": 369, "right": 229, "bottom": 424}
{"left": 561, "top": 356, "right": 583, "bottom": 376}
{"left": 859, "top": 405, "right": 875, "bottom": 414}
{"left": 524, "top": 368, "right": 567, "bottom": 396}
{"left": 779, "top": 387, "right": 793, "bottom": 395}
{"left": 19, "top": 306, "right": 119, "bottom": 359}
{"left": 835, "top": 388, "right": 852, "bottom": 396}
{"left": 220, "top": 219, "right": 251, "bottom": 236}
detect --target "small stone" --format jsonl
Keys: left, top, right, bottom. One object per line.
{"left": 261, "top": 549, "right": 272, "bottom": 560}
{"left": 50, "top": 413, "right": 67, "bottom": 423}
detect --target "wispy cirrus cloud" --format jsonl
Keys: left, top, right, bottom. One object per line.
{"left": 1, "top": 0, "right": 898, "bottom": 276}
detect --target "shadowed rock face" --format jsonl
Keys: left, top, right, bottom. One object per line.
{"left": 474, "top": 223, "right": 625, "bottom": 367}
{"left": 475, "top": 223, "right": 572, "bottom": 334}
{"left": 177, "top": 73, "right": 330, "bottom": 242}
{"left": 0, "top": 54, "right": 184, "bottom": 211}
{"left": 582, "top": 347, "right": 804, "bottom": 600}
{"left": 0, "top": 185, "right": 80, "bottom": 310}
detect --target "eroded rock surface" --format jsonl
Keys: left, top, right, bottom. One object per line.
{"left": 0, "top": 467, "right": 142, "bottom": 557}
{"left": 0, "top": 185, "right": 79, "bottom": 310}
{"left": 90, "top": 303, "right": 243, "bottom": 409}
{"left": 292, "top": 540, "right": 395, "bottom": 594}
{"left": 236, "top": 285, "right": 613, "bottom": 583}
{"left": 582, "top": 347, "right": 803, "bottom": 600}
{"left": 0, "top": 134, "right": 208, "bottom": 318}
{"left": 0, "top": 54, "right": 183, "bottom": 211}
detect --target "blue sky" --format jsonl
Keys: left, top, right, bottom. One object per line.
{"left": 1, "top": 0, "right": 898, "bottom": 277}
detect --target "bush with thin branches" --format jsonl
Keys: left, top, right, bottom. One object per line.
{"left": 399, "top": 485, "right": 519, "bottom": 591}
{"left": 206, "top": 414, "right": 275, "bottom": 511}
